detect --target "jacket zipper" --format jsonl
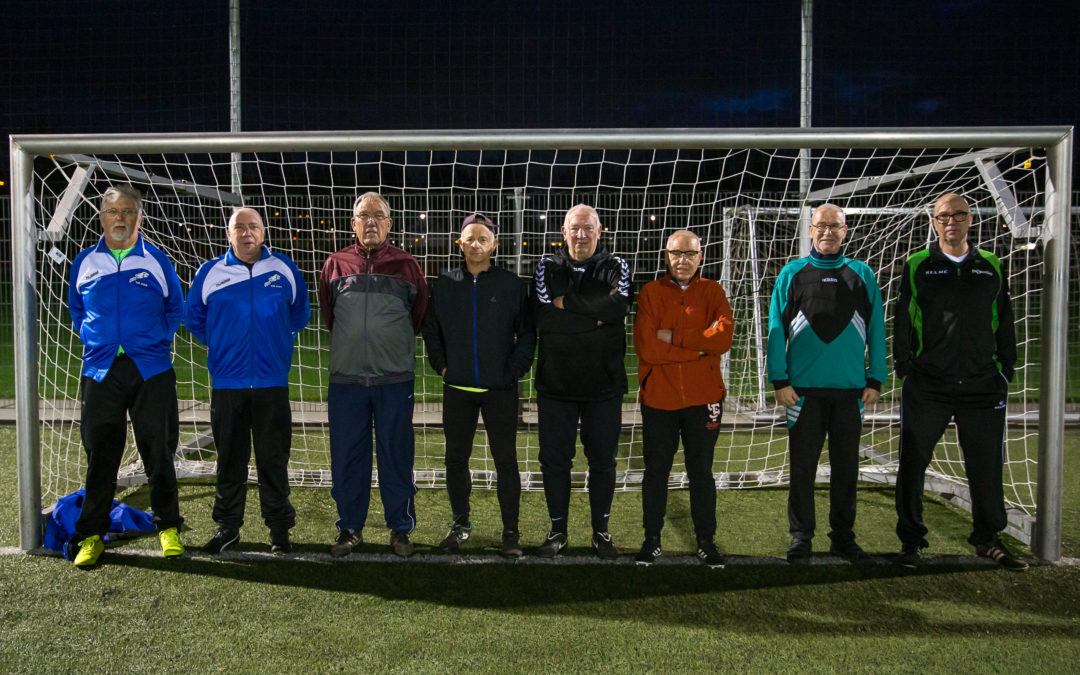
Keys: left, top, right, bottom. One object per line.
{"left": 114, "top": 250, "right": 123, "bottom": 354}
{"left": 472, "top": 275, "right": 480, "bottom": 386}
{"left": 247, "top": 262, "right": 255, "bottom": 388}
{"left": 363, "top": 247, "right": 371, "bottom": 383}
{"left": 677, "top": 290, "right": 686, "bottom": 398}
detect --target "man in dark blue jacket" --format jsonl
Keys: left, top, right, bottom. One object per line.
{"left": 187, "top": 207, "right": 310, "bottom": 554}
{"left": 68, "top": 184, "right": 185, "bottom": 567}
{"left": 422, "top": 213, "right": 535, "bottom": 557}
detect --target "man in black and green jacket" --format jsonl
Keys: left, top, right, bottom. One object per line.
{"left": 893, "top": 192, "right": 1026, "bottom": 570}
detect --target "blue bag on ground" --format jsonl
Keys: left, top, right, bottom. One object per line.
{"left": 43, "top": 489, "right": 157, "bottom": 559}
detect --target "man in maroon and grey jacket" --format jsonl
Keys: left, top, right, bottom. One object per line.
{"left": 318, "top": 191, "right": 429, "bottom": 557}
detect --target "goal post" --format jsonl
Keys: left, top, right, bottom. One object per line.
{"left": 10, "top": 127, "right": 1073, "bottom": 561}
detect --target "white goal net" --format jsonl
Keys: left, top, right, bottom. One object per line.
{"left": 12, "top": 129, "right": 1071, "bottom": 552}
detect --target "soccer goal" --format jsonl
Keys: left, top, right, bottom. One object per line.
{"left": 11, "top": 128, "right": 1072, "bottom": 560}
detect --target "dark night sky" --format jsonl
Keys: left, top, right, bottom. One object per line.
{"left": 1, "top": 0, "right": 1077, "bottom": 184}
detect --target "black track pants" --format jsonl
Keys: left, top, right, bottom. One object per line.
{"left": 786, "top": 393, "right": 862, "bottom": 544}
{"left": 442, "top": 384, "right": 521, "bottom": 531}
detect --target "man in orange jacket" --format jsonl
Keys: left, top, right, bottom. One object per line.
{"left": 632, "top": 230, "right": 734, "bottom": 566}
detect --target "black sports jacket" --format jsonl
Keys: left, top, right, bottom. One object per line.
{"left": 422, "top": 264, "right": 536, "bottom": 391}
{"left": 893, "top": 240, "right": 1016, "bottom": 383}
{"left": 532, "top": 246, "right": 632, "bottom": 401}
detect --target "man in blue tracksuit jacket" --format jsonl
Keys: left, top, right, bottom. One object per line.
{"left": 186, "top": 207, "right": 310, "bottom": 555}
{"left": 68, "top": 184, "right": 185, "bottom": 567}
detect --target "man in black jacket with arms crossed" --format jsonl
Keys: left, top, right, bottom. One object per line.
{"left": 532, "top": 204, "right": 632, "bottom": 559}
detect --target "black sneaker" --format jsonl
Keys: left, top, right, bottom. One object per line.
{"left": 203, "top": 528, "right": 239, "bottom": 555}
{"left": 829, "top": 539, "right": 871, "bottom": 563}
{"left": 500, "top": 530, "right": 523, "bottom": 558}
{"left": 786, "top": 537, "right": 812, "bottom": 563}
{"left": 439, "top": 522, "right": 472, "bottom": 553}
{"left": 591, "top": 531, "right": 617, "bottom": 560}
{"left": 975, "top": 540, "right": 1029, "bottom": 571}
{"left": 536, "top": 531, "right": 567, "bottom": 558}
{"left": 634, "top": 539, "right": 662, "bottom": 566}
{"left": 331, "top": 529, "right": 362, "bottom": 557}
{"left": 390, "top": 530, "right": 415, "bottom": 557}
{"left": 270, "top": 528, "right": 291, "bottom": 555}
{"left": 697, "top": 539, "right": 725, "bottom": 568}
{"left": 896, "top": 542, "right": 924, "bottom": 568}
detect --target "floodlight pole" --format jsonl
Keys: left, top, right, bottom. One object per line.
{"left": 512, "top": 187, "right": 525, "bottom": 275}
{"left": 229, "top": 0, "right": 242, "bottom": 194}
{"left": 10, "top": 140, "right": 42, "bottom": 551}
{"left": 1034, "top": 128, "right": 1073, "bottom": 562}
{"left": 798, "top": 0, "right": 813, "bottom": 257}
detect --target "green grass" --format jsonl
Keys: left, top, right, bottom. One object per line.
{"left": 1, "top": 426, "right": 1079, "bottom": 672}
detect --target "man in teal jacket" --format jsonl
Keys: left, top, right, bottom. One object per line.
{"left": 767, "top": 203, "right": 887, "bottom": 563}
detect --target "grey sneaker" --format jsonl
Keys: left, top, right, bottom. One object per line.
{"left": 390, "top": 530, "right": 415, "bottom": 557}
{"left": 331, "top": 529, "right": 362, "bottom": 557}
{"left": 536, "top": 531, "right": 567, "bottom": 558}
{"left": 500, "top": 530, "right": 523, "bottom": 558}
{"left": 439, "top": 522, "right": 472, "bottom": 553}
{"left": 896, "top": 542, "right": 924, "bottom": 568}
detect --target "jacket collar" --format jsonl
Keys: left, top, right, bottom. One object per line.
{"left": 809, "top": 245, "right": 843, "bottom": 262}
{"left": 225, "top": 245, "right": 271, "bottom": 266}
{"left": 929, "top": 240, "right": 975, "bottom": 259}
{"left": 94, "top": 232, "right": 147, "bottom": 256}
{"left": 665, "top": 270, "right": 703, "bottom": 288}
{"left": 560, "top": 245, "right": 609, "bottom": 267}
{"left": 356, "top": 240, "right": 391, "bottom": 257}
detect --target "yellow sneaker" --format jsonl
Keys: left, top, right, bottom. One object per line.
{"left": 73, "top": 535, "right": 104, "bottom": 567}
{"left": 159, "top": 527, "right": 184, "bottom": 558}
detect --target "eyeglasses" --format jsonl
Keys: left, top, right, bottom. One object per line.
{"left": 355, "top": 212, "right": 389, "bottom": 223}
{"left": 933, "top": 211, "right": 970, "bottom": 225}
{"left": 665, "top": 249, "right": 701, "bottom": 260}
{"left": 101, "top": 208, "right": 138, "bottom": 218}
{"left": 809, "top": 224, "right": 846, "bottom": 233}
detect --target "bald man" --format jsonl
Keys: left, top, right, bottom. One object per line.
{"left": 533, "top": 204, "right": 632, "bottom": 559}
{"left": 893, "top": 193, "right": 1026, "bottom": 570}
{"left": 633, "top": 230, "right": 734, "bottom": 566}
{"left": 767, "top": 204, "right": 887, "bottom": 564}
{"left": 186, "top": 207, "right": 310, "bottom": 555}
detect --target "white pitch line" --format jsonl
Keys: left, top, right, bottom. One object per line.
{"left": 0, "top": 546, "right": 1065, "bottom": 567}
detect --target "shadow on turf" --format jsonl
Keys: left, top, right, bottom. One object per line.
{"left": 82, "top": 547, "right": 1077, "bottom": 636}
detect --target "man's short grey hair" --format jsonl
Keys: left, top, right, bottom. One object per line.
{"left": 101, "top": 184, "right": 143, "bottom": 212}
{"left": 812, "top": 202, "right": 846, "bottom": 223}
{"left": 666, "top": 229, "right": 701, "bottom": 248}
{"left": 564, "top": 203, "right": 600, "bottom": 227}
{"left": 353, "top": 191, "right": 391, "bottom": 217}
